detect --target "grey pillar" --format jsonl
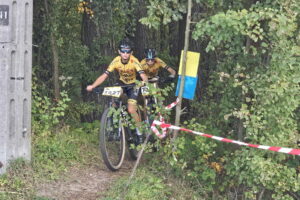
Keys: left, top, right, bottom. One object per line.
{"left": 0, "top": 0, "right": 32, "bottom": 174}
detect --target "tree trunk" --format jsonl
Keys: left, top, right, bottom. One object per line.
{"left": 50, "top": 33, "right": 60, "bottom": 99}
{"left": 169, "top": 21, "right": 179, "bottom": 57}
{"left": 173, "top": 0, "right": 192, "bottom": 140}
{"left": 44, "top": 0, "right": 60, "bottom": 99}
{"left": 133, "top": 0, "right": 148, "bottom": 60}
{"left": 178, "top": 14, "right": 186, "bottom": 57}
{"left": 237, "top": 119, "right": 244, "bottom": 140}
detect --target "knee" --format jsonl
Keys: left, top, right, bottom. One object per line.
{"left": 128, "top": 105, "right": 136, "bottom": 114}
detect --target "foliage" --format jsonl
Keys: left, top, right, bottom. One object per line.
{"left": 0, "top": 123, "right": 100, "bottom": 199}
{"left": 32, "top": 125, "right": 99, "bottom": 180}
{"left": 225, "top": 150, "right": 300, "bottom": 199}
{"left": 186, "top": 1, "right": 300, "bottom": 199}
{"left": 32, "top": 73, "right": 71, "bottom": 133}
{"left": 140, "top": 0, "right": 186, "bottom": 29}
{"left": 155, "top": 119, "right": 222, "bottom": 196}
{"left": 139, "top": 0, "right": 300, "bottom": 198}
{"left": 77, "top": 0, "right": 94, "bottom": 18}
{"left": 0, "top": 159, "right": 34, "bottom": 200}
{"left": 91, "top": 0, "right": 138, "bottom": 40}
{"left": 34, "top": 0, "right": 89, "bottom": 98}
{"left": 102, "top": 169, "right": 171, "bottom": 200}
{"left": 29, "top": 0, "right": 300, "bottom": 199}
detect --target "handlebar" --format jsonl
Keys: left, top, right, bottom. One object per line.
{"left": 148, "top": 76, "right": 175, "bottom": 84}
{"left": 92, "top": 83, "right": 136, "bottom": 94}
{"left": 148, "top": 76, "right": 160, "bottom": 83}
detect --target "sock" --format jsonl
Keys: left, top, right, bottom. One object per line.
{"left": 136, "top": 128, "right": 143, "bottom": 136}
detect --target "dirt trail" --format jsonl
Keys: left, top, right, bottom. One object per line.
{"left": 36, "top": 160, "right": 134, "bottom": 200}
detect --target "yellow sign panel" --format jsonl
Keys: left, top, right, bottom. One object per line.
{"left": 178, "top": 50, "right": 200, "bottom": 77}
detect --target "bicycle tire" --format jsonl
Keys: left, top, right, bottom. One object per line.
{"left": 146, "top": 102, "right": 157, "bottom": 144}
{"left": 99, "top": 108, "right": 126, "bottom": 171}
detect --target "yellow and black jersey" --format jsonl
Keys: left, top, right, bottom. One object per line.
{"left": 105, "top": 55, "right": 144, "bottom": 84}
{"left": 140, "top": 57, "right": 169, "bottom": 78}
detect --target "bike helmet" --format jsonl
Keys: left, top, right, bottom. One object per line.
{"left": 144, "top": 48, "right": 156, "bottom": 60}
{"left": 118, "top": 38, "right": 132, "bottom": 53}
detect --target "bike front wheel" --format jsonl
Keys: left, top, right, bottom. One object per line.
{"left": 99, "top": 108, "right": 126, "bottom": 171}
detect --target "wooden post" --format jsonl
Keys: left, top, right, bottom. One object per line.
{"left": 173, "top": 0, "right": 192, "bottom": 140}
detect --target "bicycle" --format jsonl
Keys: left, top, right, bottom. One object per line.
{"left": 138, "top": 75, "right": 176, "bottom": 144}
{"left": 142, "top": 76, "right": 174, "bottom": 125}
{"left": 94, "top": 84, "right": 150, "bottom": 171}
{"left": 95, "top": 76, "right": 174, "bottom": 171}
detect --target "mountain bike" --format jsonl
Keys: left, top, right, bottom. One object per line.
{"left": 95, "top": 76, "right": 174, "bottom": 171}
{"left": 94, "top": 84, "right": 149, "bottom": 171}
{"left": 139, "top": 76, "right": 175, "bottom": 144}
{"left": 142, "top": 76, "right": 174, "bottom": 126}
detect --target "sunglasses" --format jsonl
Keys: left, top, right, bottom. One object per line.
{"left": 146, "top": 59, "right": 155, "bottom": 62}
{"left": 120, "top": 49, "right": 132, "bottom": 54}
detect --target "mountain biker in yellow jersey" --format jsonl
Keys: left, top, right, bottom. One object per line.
{"left": 86, "top": 39, "right": 148, "bottom": 143}
{"left": 140, "top": 49, "right": 176, "bottom": 144}
{"left": 140, "top": 48, "right": 176, "bottom": 81}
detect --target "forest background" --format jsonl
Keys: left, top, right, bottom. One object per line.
{"left": 2, "top": 0, "right": 300, "bottom": 199}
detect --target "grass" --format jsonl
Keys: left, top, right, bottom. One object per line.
{"left": 102, "top": 168, "right": 204, "bottom": 200}
{"left": 32, "top": 123, "right": 100, "bottom": 180}
{"left": 0, "top": 159, "right": 35, "bottom": 200}
{"left": 0, "top": 120, "right": 206, "bottom": 200}
{"left": 102, "top": 152, "right": 204, "bottom": 200}
{"left": 102, "top": 169, "right": 171, "bottom": 200}
{"left": 0, "top": 121, "right": 100, "bottom": 200}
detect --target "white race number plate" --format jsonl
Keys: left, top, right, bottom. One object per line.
{"left": 141, "top": 86, "right": 149, "bottom": 96}
{"left": 102, "top": 87, "right": 123, "bottom": 97}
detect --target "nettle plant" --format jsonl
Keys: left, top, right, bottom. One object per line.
{"left": 32, "top": 74, "right": 71, "bottom": 133}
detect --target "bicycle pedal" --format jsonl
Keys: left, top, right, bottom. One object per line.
{"left": 108, "top": 136, "right": 114, "bottom": 142}
{"left": 136, "top": 135, "right": 144, "bottom": 145}
{"left": 128, "top": 137, "right": 134, "bottom": 142}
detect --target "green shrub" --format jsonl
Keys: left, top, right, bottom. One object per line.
{"left": 0, "top": 159, "right": 34, "bottom": 200}
{"left": 102, "top": 170, "right": 170, "bottom": 200}
{"left": 32, "top": 125, "right": 99, "bottom": 180}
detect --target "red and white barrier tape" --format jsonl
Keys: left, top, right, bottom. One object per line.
{"left": 165, "top": 98, "right": 180, "bottom": 110}
{"left": 151, "top": 120, "right": 300, "bottom": 156}
{"left": 155, "top": 98, "right": 180, "bottom": 139}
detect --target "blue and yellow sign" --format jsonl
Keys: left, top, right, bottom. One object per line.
{"left": 176, "top": 51, "right": 200, "bottom": 100}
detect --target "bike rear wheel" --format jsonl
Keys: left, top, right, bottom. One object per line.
{"left": 99, "top": 108, "right": 126, "bottom": 171}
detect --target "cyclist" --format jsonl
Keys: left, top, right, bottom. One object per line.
{"left": 86, "top": 38, "right": 148, "bottom": 143}
{"left": 140, "top": 48, "right": 176, "bottom": 81}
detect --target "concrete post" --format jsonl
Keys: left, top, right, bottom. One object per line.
{"left": 0, "top": 0, "right": 32, "bottom": 174}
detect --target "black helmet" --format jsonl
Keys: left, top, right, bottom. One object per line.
{"left": 118, "top": 38, "right": 132, "bottom": 53}
{"left": 144, "top": 48, "right": 156, "bottom": 59}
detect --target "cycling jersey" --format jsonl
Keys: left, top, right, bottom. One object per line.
{"left": 105, "top": 55, "right": 144, "bottom": 84}
{"left": 140, "top": 57, "right": 169, "bottom": 78}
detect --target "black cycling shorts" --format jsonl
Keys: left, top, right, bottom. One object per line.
{"left": 117, "top": 80, "right": 138, "bottom": 105}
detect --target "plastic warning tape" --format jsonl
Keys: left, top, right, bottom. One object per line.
{"left": 165, "top": 98, "right": 180, "bottom": 110}
{"left": 151, "top": 120, "right": 300, "bottom": 156}
{"left": 154, "top": 98, "right": 181, "bottom": 139}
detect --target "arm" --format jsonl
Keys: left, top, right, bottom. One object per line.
{"left": 157, "top": 58, "right": 176, "bottom": 76}
{"left": 167, "top": 67, "right": 176, "bottom": 76}
{"left": 86, "top": 73, "right": 109, "bottom": 91}
{"left": 140, "top": 73, "right": 148, "bottom": 82}
{"left": 135, "top": 61, "right": 148, "bottom": 82}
